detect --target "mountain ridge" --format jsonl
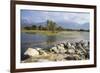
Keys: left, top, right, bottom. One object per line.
{"left": 21, "top": 19, "right": 89, "bottom": 30}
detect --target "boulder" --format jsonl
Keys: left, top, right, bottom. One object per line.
{"left": 50, "top": 47, "right": 59, "bottom": 54}
{"left": 67, "top": 48, "right": 75, "bottom": 54}
{"left": 57, "top": 45, "right": 67, "bottom": 54}
{"left": 36, "top": 48, "right": 48, "bottom": 56}
{"left": 24, "top": 48, "right": 39, "bottom": 57}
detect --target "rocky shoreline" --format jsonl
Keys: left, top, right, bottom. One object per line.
{"left": 22, "top": 40, "right": 89, "bottom": 63}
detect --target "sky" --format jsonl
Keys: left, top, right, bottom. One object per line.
{"left": 21, "top": 9, "right": 90, "bottom": 29}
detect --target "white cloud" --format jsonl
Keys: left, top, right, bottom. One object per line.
{"left": 63, "top": 12, "right": 90, "bottom": 24}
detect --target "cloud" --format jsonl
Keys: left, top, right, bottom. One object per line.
{"left": 41, "top": 11, "right": 90, "bottom": 24}
{"left": 63, "top": 12, "right": 90, "bottom": 24}
{"left": 21, "top": 10, "right": 90, "bottom": 25}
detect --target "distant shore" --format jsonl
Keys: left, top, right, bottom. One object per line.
{"left": 21, "top": 29, "right": 88, "bottom": 36}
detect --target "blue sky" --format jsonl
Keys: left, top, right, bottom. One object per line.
{"left": 21, "top": 9, "right": 90, "bottom": 29}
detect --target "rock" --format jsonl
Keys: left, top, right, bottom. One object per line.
{"left": 59, "top": 43, "right": 65, "bottom": 47}
{"left": 57, "top": 45, "right": 67, "bottom": 54}
{"left": 64, "top": 55, "right": 76, "bottom": 60}
{"left": 36, "top": 48, "right": 42, "bottom": 51}
{"left": 50, "top": 46, "right": 59, "bottom": 54}
{"left": 76, "top": 49, "right": 84, "bottom": 55}
{"left": 65, "top": 42, "right": 76, "bottom": 51}
{"left": 37, "top": 59, "right": 50, "bottom": 62}
{"left": 67, "top": 48, "right": 75, "bottom": 54}
{"left": 36, "top": 48, "right": 48, "bottom": 56}
{"left": 56, "top": 54, "right": 66, "bottom": 61}
{"left": 78, "top": 44, "right": 87, "bottom": 53}
{"left": 24, "top": 48, "right": 39, "bottom": 57}
{"left": 23, "top": 40, "right": 90, "bottom": 62}
{"left": 66, "top": 42, "right": 72, "bottom": 48}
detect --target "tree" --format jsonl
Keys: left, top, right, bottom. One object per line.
{"left": 38, "top": 25, "right": 43, "bottom": 30}
{"left": 51, "top": 22, "right": 56, "bottom": 32}
{"left": 46, "top": 20, "right": 51, "bottom": 31}
{"left": 57, "top": 26, "right": 63, "bottom": 31}
{"left": 46, "top": 20, "right": 57, "bottom": 32}
{"left": 24, "top": 26, "right": 31, "bottom": 30}
{"left": 32, "top": 25, "right": 37, "bottom": 30}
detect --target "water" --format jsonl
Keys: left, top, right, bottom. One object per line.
{"left": 21, "top": 31, "right": 89, "bottom": 60}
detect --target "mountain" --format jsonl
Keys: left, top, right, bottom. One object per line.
{"left": 21, "top": 19, "right": 89, "bottom": 30}
{"left": 56, "top": 21, "right": 89, "bottom": 30}
{"left": 21, "top": 19, "right": 47, "bottom": 27}
{"left": 80, "top": 23, "right": 89, "bottom": 30}
{"left": 56, "top": 21, "right": 79, "bottom": 29}
{"left": 21, "top": 19, "right": 33, "bottom": 27}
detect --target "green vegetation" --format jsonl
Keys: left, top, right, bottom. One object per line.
{"left": 22, "top": 20, "right": 89, "bottom": 34}
{"left": 46, "top": 20, "right": 57, "bottom": 32}
{"left": 21, "top": 30, "right": 59, "bottom": 36}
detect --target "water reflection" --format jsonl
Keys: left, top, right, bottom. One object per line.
{"left": 46, "top": 35, "right": 57, "bottom": 47}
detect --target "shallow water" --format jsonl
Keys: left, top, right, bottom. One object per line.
{"left": 21, "top": 31, "right": 89, "bottom": 60}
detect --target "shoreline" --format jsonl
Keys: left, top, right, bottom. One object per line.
{"left": 21, "top": 29, "right": 89, "bottom": 36}
{"left": 22, "top": 40, "right": 90, "bottom": 63}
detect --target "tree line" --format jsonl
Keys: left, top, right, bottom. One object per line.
{"left": 24, "top": 20, "right": 63, "bottom": 32}
{"left": 23, "top": 20, "right": 89, "bottom": 32}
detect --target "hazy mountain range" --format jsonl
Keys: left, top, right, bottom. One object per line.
{"left": 21, "top": 19, "right": 89, "bottom": 30}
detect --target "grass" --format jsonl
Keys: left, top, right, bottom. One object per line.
{"left": 21, "top": 29, "right": 59, "bottom": 36}
{"left": 21, "top": 29, "right": 88, "bottom": 36}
